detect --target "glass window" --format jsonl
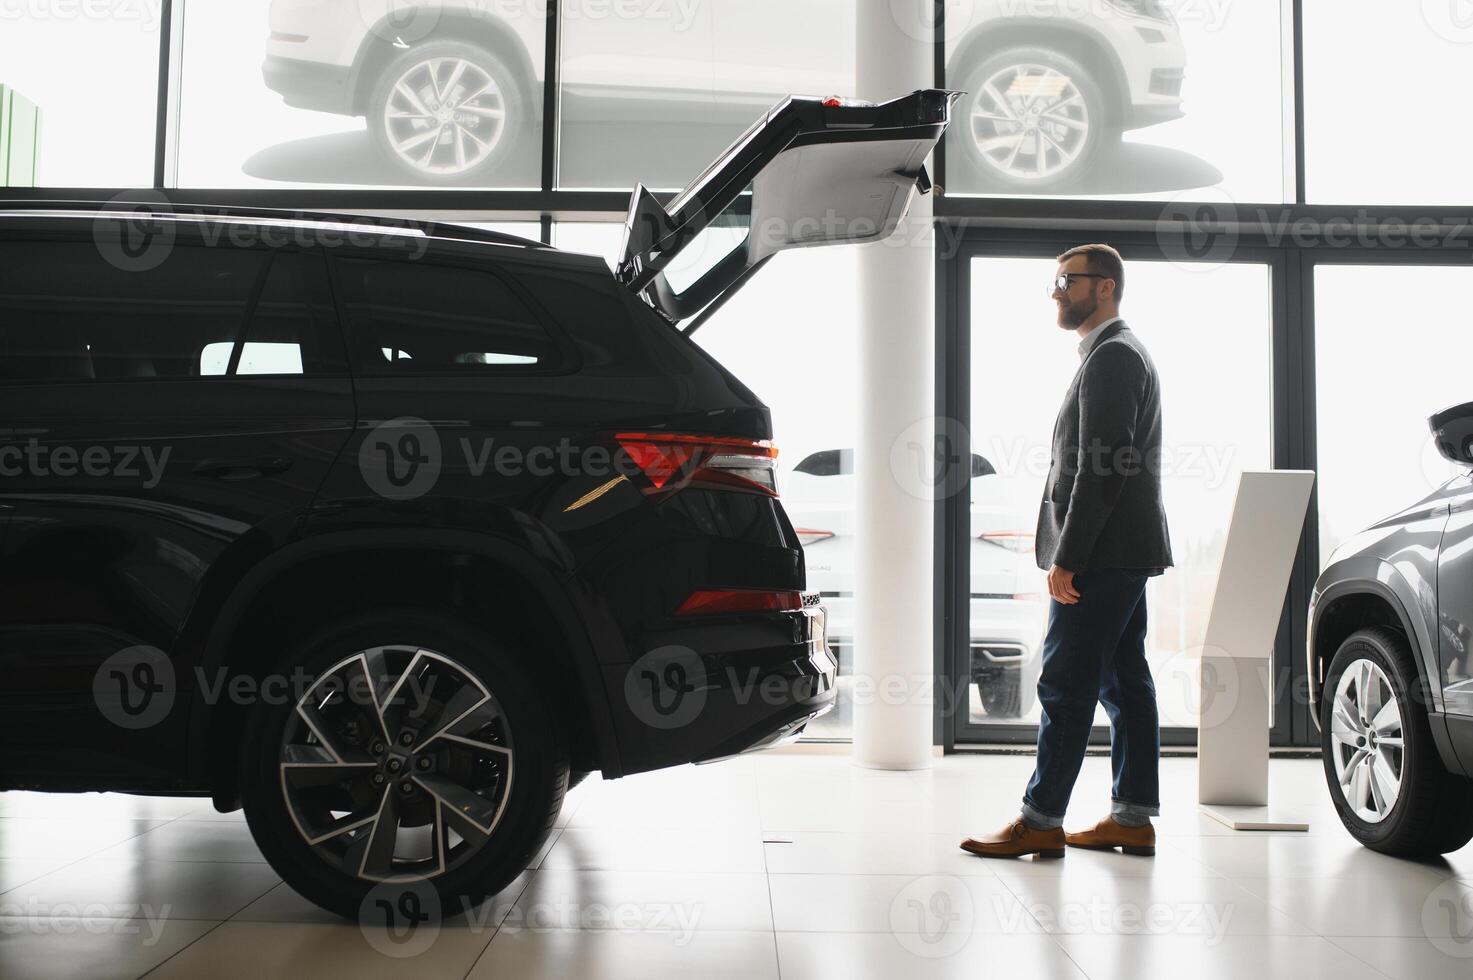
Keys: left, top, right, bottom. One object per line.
{"left": 554, "top": 216, "right": 757, "bottom": 292}
{"left": 1304, "top": 1, "right": 1473, "bottom": 205}
{"left": 175, "top": 1, "right": 543, "bottom": 189}
{"left": 662, "top": 192, "right": 752, "bottom": 294}
{"left": 691, "top": 243, "right": 862, "bottom": 740}
{"left": 945, "top": 1, "right": 1289, "bottom": 202}
{"left": 557, "top": 0, "right": 712, "bottom": 189}
{"left": 0, "top": 3, "right": 162, "bottom": 186}
{"left": 552, "top": 221, "right": 624, "bottom": 269}
{"left": 0, "top": 238, "right": 265, "bottom": 382}
{"left": 205, "top": 251, "right": 347, "bottom": 376}
{"left": 1315, "top": 265, "right": 1473, "bottom": 561}
{"left": 968, "top": 256, "right": 1274, "bottom": 730}
{"left": 557, "top": 0, "right": 852, "bottom": 190}
{"left": 201, "top": 341, "right": 303, "bottom": 376}
{"left": 334, "top": 258, "right": 560, "bottom": 374}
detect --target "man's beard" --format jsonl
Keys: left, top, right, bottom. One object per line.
{"left": 1057, "top": 296, "right": 1097, "bottom": 329}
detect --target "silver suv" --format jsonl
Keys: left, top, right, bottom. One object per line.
{"left": 1309, "top": 401, "right": 1473, "bottom": 856}
{"left": 263, "top": 0, "right": 1185, "bottom": 189}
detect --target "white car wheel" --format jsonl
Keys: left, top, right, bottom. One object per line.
{"left": 961, "top": 46, "right": 1110, "bottom": 192}
{"left": 370, "top": 42, "right": 522, "bottom": 182}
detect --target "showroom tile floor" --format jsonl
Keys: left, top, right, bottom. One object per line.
{"left": 1, "top": 752, "right": 1471, "bottom": 979}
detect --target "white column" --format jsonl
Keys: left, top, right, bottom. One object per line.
{"left": 852, "top": 1, "right": 936, "bottom": 770}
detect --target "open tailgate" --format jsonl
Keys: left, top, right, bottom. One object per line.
{"left": 615, "top": 90, "right": 958, "bottom": 328}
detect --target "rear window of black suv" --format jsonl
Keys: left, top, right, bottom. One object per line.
{"left": 333, "top": 256, "right": 573, "bottom": 375}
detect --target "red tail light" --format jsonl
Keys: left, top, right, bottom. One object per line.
{"left": 615, "top": 432, "right": 778, "bottom": 497}
{"left": 676, "top": 588, "right": 804, "bottom": 616}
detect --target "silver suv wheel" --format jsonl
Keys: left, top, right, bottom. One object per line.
{"left": 970, "top": 63, "right": 1090, "bottom": 184}
{"left": 279, "top": 645, "right": 514, "bottom": 883}
{"left": 1329, "top": 657, "right": 1404, "bottom": 823}
{"left": 382, "top": 56, "right": 509, "bottom": 177}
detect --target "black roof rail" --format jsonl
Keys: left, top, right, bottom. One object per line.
{"left": 0, "top": 198, "right": 551, "bottom": 251}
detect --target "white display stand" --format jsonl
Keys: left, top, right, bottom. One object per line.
{"left": 1196, "top": 470, "right": 1316, "bottom": 832}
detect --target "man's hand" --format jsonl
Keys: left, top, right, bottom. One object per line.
{"left": 1048, "top": 565, "right": 1080, "bottom": 605}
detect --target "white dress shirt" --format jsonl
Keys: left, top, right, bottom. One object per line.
{"left": 1077, "top": 316, "right": 1124, "bottom": 360}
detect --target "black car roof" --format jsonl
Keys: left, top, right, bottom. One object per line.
{"left": 0, "top": 200, "right": 612, "bottom": 274}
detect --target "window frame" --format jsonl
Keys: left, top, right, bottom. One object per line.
{"left": 937, "top": 231, "right": 1305, "bottom": 748}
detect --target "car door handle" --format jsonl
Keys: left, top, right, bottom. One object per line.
{"left": 192, "top": 456, "right": 294, "bottom": 481}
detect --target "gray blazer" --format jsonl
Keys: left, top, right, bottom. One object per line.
{"left": 1034, "top": 320, "right": 1173, "bottom": 575}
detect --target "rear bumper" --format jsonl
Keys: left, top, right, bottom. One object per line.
{"left": 262, "top": 55, "right": 354, "bottom": 115}
{"left": 604, "top": 597, "right": 836, "bottom": 775}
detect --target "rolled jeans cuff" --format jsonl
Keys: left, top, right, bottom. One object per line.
{"left": 1111, "top": 798, "right": 1160, "bottom": 825}
{"left": 1020, "top": 799, "right": 1065, "bottom": 831}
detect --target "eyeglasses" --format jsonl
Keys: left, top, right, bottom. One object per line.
{"left": 1050, "top": 273, "right": 1109, "bottom": 295}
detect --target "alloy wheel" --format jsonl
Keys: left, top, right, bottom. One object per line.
{"left": 969, "top": 64, "right": 1090, "bottom": 183}
{"left": 382, "top": 57, "right": 508, "bottom": 176}
{"left": 279, "top": 646, "right": 514, "bottom": 882}
{"left": 1330, "top": 658, "right": 1405, "bottom": 823}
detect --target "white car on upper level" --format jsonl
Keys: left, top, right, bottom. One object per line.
{"left": 263, "top": 0, "right": 1185, "bottom": 190}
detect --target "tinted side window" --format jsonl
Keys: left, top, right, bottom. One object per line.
{"left": 0, "top": 240, "right": 265, "bottom": 382}
{"left": 200, "top": 251, "right": 347, "bottom": 377}
{"left": 334, "top": 258, "right": 563, "bottom": 375}
{"left": 515, "top": 267, "right": 718, "bottom": 383}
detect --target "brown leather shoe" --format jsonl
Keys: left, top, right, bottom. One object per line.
{"left": 960, "top": 819, "right": 1065, "bottom": 859}
{"left": 1064, "top": 816, "right": 1156, "bottom": 856}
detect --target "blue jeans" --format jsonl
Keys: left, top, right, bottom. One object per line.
{"left": 1021, "top": 569, "right": 1160, "bottom": 829}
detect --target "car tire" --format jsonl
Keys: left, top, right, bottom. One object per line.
{"left": 1320, "top": 626, "right": 1473, "bottom": 856}
{"left": 367, "top": 41, "right": 525, "bottom": 185}
{"left": 977, "top": 666, "right": 1024, "bottom": 718}
{"left": 958, "top": 46, "right": 1112, "bottom": 193}
{"left": 241, "top": 610, "right": 568, "bottom": 920}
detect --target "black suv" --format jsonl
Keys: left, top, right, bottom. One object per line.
{"left": 1310, "top": 402, "right": 1473, "bottom": 856}
{"left": 0, "top": 92, "right": 953, "bottom": 917}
